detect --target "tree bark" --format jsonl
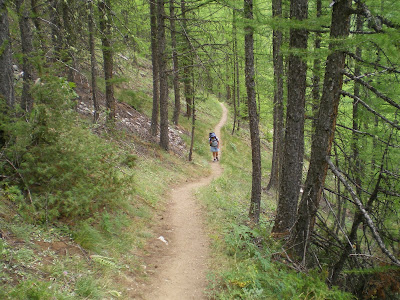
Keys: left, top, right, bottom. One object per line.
{"left": 231, "top": 9, "right": 237, "bottom": 135}
{"left": 88, "top": 0, "right": 99, "bottom": 122}
{"left": 150, "top": 0, "right": 159, "bottom": 136}
{"left": 170, "top": 0, "right": 180, "bottom": 125}
{"left": 181, "top": 0, "right": 192, "bottom": 118}
{"left": 273, "top": 0, "right": 308, "bottom": 234}
{"left": 311, "top": 0, "right": 321, "bottom": 131}
{"left": 0, "top": 0, "right": 14, "bottom": 109}
{"left": 158, "top": 0, "right": 169, "bottom": 151}
{"left": 188, "top": 74, "right": 195, "bottom": 161}
{"left": 99, "top": 0, "right": 115, "bottom": 124}
{"left": 289, "top": 0, "right": 352, "bottom": 261}
{"left": 50, "top": 0, "right": 63, "bottom": 60}
{"left": 16, "top": 0, "right": 34, "bottom": 112}
{"left": 244, "top": 0, "right": 262, "bottom": 224}
{"left": 61, "top": 0, "right": 75, "bottom": 83}
{"left": 267, "top": 0, "right": 284, "bottom": 191}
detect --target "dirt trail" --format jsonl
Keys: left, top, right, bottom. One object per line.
{"left": 139, "top": 103, "right": 227, "bottom": 300}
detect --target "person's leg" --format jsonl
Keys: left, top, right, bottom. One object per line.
{"left": 216, "top": 151, "right": 219, "bottom": 161}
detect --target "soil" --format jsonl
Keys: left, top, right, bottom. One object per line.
{"left": 134, "top": 103, "right": 228, "bottom": 300}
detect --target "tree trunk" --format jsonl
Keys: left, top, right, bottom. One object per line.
{"left": 158, "top": 0, "right": 169, "bottom": 151}
{"left": 181, "top": 0, "right": 192, "bottom": 118}
{"left": 150, "top": 0, "right": 159, "bottom": 136}
{"left": 311, "top": 0, "right": 321, "bottom": 131}
{"left": 99, "top": 0, "right": 115, "bottom": 124}
{"left": 273, "top": 0, "right": 308, "bottom": 234}
{"left": 0, "top": 0, "right": 14, "bottom": 109}
{"left": 244, "top": 0, "right": 262, "bottom": 224}
{"left": 188, "top": 74, "right": 195, "bottom": 161}
{"left": 87, "top": 0, "right": 99, "bottom": 122}
{"left": 50, "top": 0, "right": 63, "bottom": 60}
{"left": 61, "top": 0, "right": 75, "bottom": 83}
{"left": 236, "top": 38, "right": 240, "bottom": 131}
{"left": 16, "top": 0, "right": 34, "bottom": 112}
{"left": 266, "top": 0, "right": 284, "bottom": 191}
{"left": 30, "top": 0, "right": 45, "bottom": 49}
{"left": 289, "top": 0, "right": 352, "bottom": 261}
{"left": 231, "top": 9, "right": 237, "bottom": 135}
{"left": 170, "top": 0, "right": 180, "bottom": 125}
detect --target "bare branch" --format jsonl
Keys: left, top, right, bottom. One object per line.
{"left": 327, "top": 157, "right": 400, "bottom": 266}
{"left": 341, "top": 91, "right": 400, "bottom": 130}
{"left": 343, "top": 71, "right": 400, "bottom": 110}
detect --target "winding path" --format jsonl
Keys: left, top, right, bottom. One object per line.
{"left": 141, "top": 102, "right": 227, "bottom": 299}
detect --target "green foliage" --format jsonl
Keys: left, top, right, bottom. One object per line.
{"left": 199, "top": 118, "right": 351, "bottom": 299}
{"left": 1, "top": 75, "right": 133, "bottom": 223}
{"left": 75, "top": 276, "right": 102, "bottom": 299}
{"left": 73, "top": 220, "right": 103, "bottom": 251}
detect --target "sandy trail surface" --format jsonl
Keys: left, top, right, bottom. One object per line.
{"left": 139, "top": 103, "right": 227, "bottom": 300}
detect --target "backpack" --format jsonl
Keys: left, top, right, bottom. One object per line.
{"left": 209, "top": 133, "right": 218, "bottom": 147}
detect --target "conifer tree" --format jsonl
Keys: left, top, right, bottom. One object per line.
{"left": 0, "top": 0, "right": 15, "bottom": 109}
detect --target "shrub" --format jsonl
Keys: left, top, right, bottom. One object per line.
{"left": 1, "top": 75, "right": 133, "bottom": 223}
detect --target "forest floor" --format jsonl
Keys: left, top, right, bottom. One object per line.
{"left": 133, "top": 103, "right": 228, "bottom": 299}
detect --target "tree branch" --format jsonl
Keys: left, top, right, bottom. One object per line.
{"left": 326, "top": 157, "right": 400, "bottom": 266}
{"left": 343, "top": 71, "right": 400, "bottom": 110}
{"left": 340, "top": 91, "right": 400, "bottom": 130}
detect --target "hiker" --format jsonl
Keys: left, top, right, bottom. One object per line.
{"left": 209, "top": 132, "right": 220, "bottom": 162}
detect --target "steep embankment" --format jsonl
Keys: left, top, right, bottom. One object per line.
{"left": 136, "top": 103, "right": 227, "bottom": 299}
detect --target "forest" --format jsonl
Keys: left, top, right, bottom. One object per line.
{"left": 0, "top": 0, "right": 399, "bottom": 299}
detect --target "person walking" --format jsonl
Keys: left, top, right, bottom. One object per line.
{"left": 209, "top": 132, "right": 220, "bottom": 162}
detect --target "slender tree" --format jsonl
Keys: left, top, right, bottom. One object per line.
{"left": 180, "top": 0, "right": 192, "bottom": 118}
{"left": 99, "top": 0, "right": 115, "bottom": 124}
{"left": 16, "top": 0, "right": 34, "bottom": 112}
{"left": 267, "top": 0, "right": 284, "bottom": 191}
{"left": 273, "top": 0, "right": 308, "bottom": 234}
{"left": 231, "top": 9, "right": 238, "bottom": 135}
{"left": 0, "top": 0, "right": 14, "bottom": 109}
{"left": 150, "top": 0, "right": 159, "bottom": 136}
{"left": 244, "top": 0, "right": 261, "bottom": 224}
{"left": 158, "top": 0, "right": 169, "bottom": 150}
{"left": 49, "top": 0, "right": 63, "bottom": 61}
{"left": 87, "top": 0, "right": 99, "bottom": 122}
{"left": 61, "top": 0, "right": 75, "bottom": 83}
{"left": 170, "top": 0, "right": 181, "bottom": 125}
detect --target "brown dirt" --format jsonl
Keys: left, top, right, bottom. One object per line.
{"left": 133, "top": 103, "right": 228, "bottom": 300}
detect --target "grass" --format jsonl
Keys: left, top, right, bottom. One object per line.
{"left": 196, "top": 105, "right": 354, "bottom": 299}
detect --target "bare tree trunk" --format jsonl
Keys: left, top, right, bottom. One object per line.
{"left": 16, "top": 0, "right": 34, "bottom": 112}
{"left": 188, "top": 74, "right": 195, "bottom": 161}
{"left": 236, "top": 41, "right": 240, "bottom": 131}
{"left": 87, "top": 0, "right": 99, "bottom": 122}
{"left": 244, "top": 0, "right": 262, "bottom": 224}
{"left": 267, "top": 0, "right": 284, "bottom": 191}
{"left": 50, "top": 0, "right": 63, "bottom": 60}
{"left": 62, "top": 0, "right": 75, "bottom": 83}
{"left": 231, "top": 9, "right": 237, "bottom": 135}
{"left": 181, "top": 0, "right": 192, "bottom": 118}
{"left": 158, "top": 0, "right": 169, "bottom": 151}
{"left": 99, "top": 0, "right": 115, "bottom": 124}
{"left": 170, "top": 0, "right": 180, "bottom": 125}
{"left": 150, "top": 0, "right": 159, "bottom": 136}
{"left": 311, "top": 0, "right": 321, "bottom": 131}
{"left": 289, "top": 0, "right": 352, "bottom": 261}
{"left": 0, "top": 0, "right": 14, "bottom": 109}
{"left": 30, "top": 0, "right": 45, "bottom": 49}
{"left": 273, "top": 0, "right": 308, "bottom": 234}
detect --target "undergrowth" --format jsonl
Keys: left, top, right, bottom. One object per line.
{"left": 198, "top": 111, "right": 354, "bottom": 299}
{"left": 0, "top": 65, "right": 223, "bottom": 298}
